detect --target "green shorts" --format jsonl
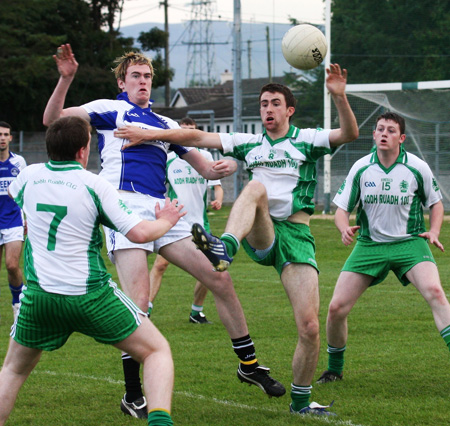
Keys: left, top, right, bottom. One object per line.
{"left": 342, "top": 237, "right": 436, "bottom": 286}
{"left": 12, "top": 280, "right": 143, "bottom": 351}
{"left": 242, "top": 220, "right": 318, "bottom": 276}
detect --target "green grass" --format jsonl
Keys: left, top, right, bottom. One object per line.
{"left": 1, "top": 207, "right": 449, "bottom": 425}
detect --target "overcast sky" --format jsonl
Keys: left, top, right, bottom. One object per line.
{"left": 117, "top": 0, "right": 325, "bottom": 27}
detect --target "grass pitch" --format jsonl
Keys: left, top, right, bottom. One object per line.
{"left": 0, "top": 207, "right": 449, "bottom": 426}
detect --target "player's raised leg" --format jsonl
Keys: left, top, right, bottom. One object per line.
{"left": 160, "top": 237, "right": 285, "bottom": 397}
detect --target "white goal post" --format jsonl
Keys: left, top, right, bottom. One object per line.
{"left": 322, "top": 79, "right": 450, "bottom": 211}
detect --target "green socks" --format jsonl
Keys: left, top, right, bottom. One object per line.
{"left": 148, "top": 409, "right": 173, "bottom": 426}
{"left": 221, "top": 233, "right": 240, "bottom": 257}
{"left": 191, "top": 304, "right": 203, "bottom": 317}
{"left": 327, "top": 344, "right": 346, "bottom": 375}
{"left": 290, "top": 384, "right": 311, "bottom": 411}
{"left": 440, "top": 325, "right": 450, "bottom": 350}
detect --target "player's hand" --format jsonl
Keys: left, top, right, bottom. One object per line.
{"left": 155, "top": 198, "right": 186, "bottom": 226}
{"left": 211, "top": 159, "right": 237, "bottom": 177}
{"left": 116, "top": 126, "right": 153, "bottom": 149}
{"left": 418, "top": 231, "right": 444, "bottom": 252}
{"left": 326, "top": 63, "right": 347, "bottom": 96}
{"left": 210, "top": 200, "right": 222, "bottom": 210}
{"left": 341, "top": 225, "right": 360, "bottom": 246}
{"left": 54, "top": 44, "right": 78, "bottom": 78}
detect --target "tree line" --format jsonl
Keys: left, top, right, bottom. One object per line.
{"left": 1, "top": 0, "right": 448, "bottom": 131}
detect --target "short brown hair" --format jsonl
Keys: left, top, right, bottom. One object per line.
{"left": 259, "top": 83, "right": 297, "bottom": 109}
{"left": 112, "top": 52, "right": 154, "bottom": 81}
{"left": 376, "top": 111, "right": 406, "bottom": 135}
{"left": 179, "top": 117, "right": 198, "bottom": 129}
{"left": 46, "top": 116, "right": 90, "bottom": 161}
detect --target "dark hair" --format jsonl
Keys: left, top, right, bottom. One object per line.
{"left": 179, "top": 117, "right": 198, "bottom": 128}
{"left": 259, "top": 83, "right": 297, "bottom": 109}
{"left": 376, "top": 112, "right": 406, "bottom": 135}
{"left": 0, "top": 121, "right": 12, "bottom": 131}
{"left": 46, "top": 116, "right": 90, "bottom": 161}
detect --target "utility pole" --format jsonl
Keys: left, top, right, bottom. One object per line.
{"left": 323, "top": 0, "right": 332, "bottom": 213}
{"left": 161, "top": 0, "right": 170, "bottom": 106}
{"left": 265, "top": 26, "right": 272, "bottom": 82}
{"left": 233, "top": 0, "right": 243, "bottom": 197}
{"left": 247, "top": 39, "right": 252, "bottom": 78}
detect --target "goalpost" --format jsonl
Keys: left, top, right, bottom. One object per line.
{"left": 321, "top": 80, "right": 450, "bottom": 211}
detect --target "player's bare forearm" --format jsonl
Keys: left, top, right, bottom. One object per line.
{"left": 43, "top": 44, "right": 79, "bottom": 127}
{"left": 211, "top": 185, "right": 224, "bottom": 210}
{"left": 419, "top": 201, "right": 444, "bottom": 252}
{"left": 428, "top": 201, "right": 444, "bottom": 236}
{"left": 335, "top": 207, "right": 359, "bottom": 246}
{"left": 326, "top": 64, "right": 359, "bottom": 146}
{"left": 329, "top": 94, "right": 359, "bottom": 146}
{"left": 118, "top": 127, "right": 222, "bottom": 150}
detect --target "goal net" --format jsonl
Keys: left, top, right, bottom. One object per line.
{"left": 324, "top": 80, "right": 450, "bottom": 209}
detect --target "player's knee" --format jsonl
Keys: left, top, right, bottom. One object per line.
{"left": 298, "top": 317, "right": 320, "bottom": 342}
{"left": 154, "top": 262, "right": 169, "bottom": 274}
{"left": 244, "top": 180, "right": 267, "bottom": 200}
{"left": 328, "top": 299, "right": 348, "bottom": 321}
{"left": 202, "top": 271, "right": 233, "bottom": 294}
{"left": 426, "top": 283, "right": 448, "bottom": 305}
{"left": 5, "top": 261, "right": 20, "bottom": 276}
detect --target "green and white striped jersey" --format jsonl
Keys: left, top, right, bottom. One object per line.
{"left": 166, "top": 149, "right": 220, "bottom": 228}
{"left": 220, "top": 125, "right": 332, "bottom": 220}
{"left": 9, "top": 160, "right": 142, "bottom": 295}
{"left": 333, "top": 147, "right": 442, "bottom": 242}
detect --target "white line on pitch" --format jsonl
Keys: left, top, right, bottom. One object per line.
{"left": 35, "top": 370, "right": 365, "bottom": 426}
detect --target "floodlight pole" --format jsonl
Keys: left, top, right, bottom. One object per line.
{"left": 323, "top": 0, "right": 332, "bottom": 214}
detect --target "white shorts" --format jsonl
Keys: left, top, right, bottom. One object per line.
{"left": 0, "top": 226, "right": 24, "bottom": 245}
{"left": 104, "top": 192, "right": 191, "bottom": 263}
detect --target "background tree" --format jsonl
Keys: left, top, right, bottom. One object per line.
{"left": 138, "top": 27, "right": 174, "bottom": 89}
{"left": 0, "top": 0, "right": 133, "bottom": 130}
{"left": 331, "top": 0, "right": 450, "bottom": 83}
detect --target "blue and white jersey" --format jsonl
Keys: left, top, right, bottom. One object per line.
{"left": 82, "top": 92, "right": 190, "bottom": 198}
{"left": 0, "top": 152, "right": 26, "bottom": 229}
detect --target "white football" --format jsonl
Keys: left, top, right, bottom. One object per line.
{"left": 281, "top": 24, "right": 328, "bottom": 70}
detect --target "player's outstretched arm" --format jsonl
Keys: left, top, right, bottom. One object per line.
{"left": 335, "top": 207, "right": 360, "bottom": 246}
{"left": 43, "top": 44, "right": 88, "bottom": 126}
{"left": 117, "top": 127, "right": 222, "bottom": 150}
{"left": 419, "top": 201, "right": 445, "bottom": 252}
{"left": 125, "top": 198, "right": 186, "bottom": 243}
{"left": 327, "top": 63, "right": 359, "bottom": 147}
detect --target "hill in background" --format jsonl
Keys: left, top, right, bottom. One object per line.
{"left": 120, "top": 20, "right": 298, "bottom": 90}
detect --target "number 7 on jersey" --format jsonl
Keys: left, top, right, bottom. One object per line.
{"left": 36, "top": 204, "right": 68, "bottom": 251}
